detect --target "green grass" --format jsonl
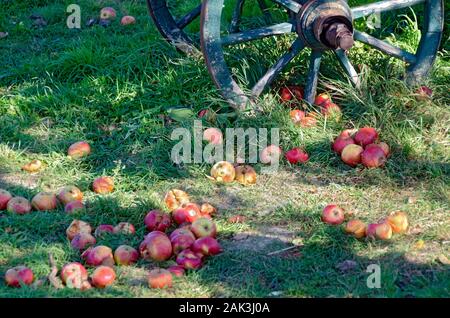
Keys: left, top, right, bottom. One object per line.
{"left": 0, "top": 0, "right": 449, "bottom": 298}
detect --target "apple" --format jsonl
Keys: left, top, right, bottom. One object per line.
{"left": 71, "top": 232, "right": 96, "bottom": 251}
{"left": 341, "top": 144, "right": 364, "bottom": 167}
{"left": 285, "top": 147, "right": 309, "bottom": 164}
{"left": 57, "top": 186, "right": 83, "bottom": 205}
{"left": 164, "top": 189, "right": 190, "bottom": 211}
{"left": 176, "top": 249, "right": 203, "bottom": 269}
{"left": 375, "top": 222, "right": 393, "bottom": 240}
{"left": 169, "top": 228, "right": 195, "bottom": 241}
{"left": 4, "top": 266, "right": 34, "bottom": 287}
{"left": 260, "top": 145, "right": 282, "bottom": 164}
{"left": 21, "top": 159, "right": 42, "bottom": 173}
{"left": 339, "top": 129, "right": 357, "bottom": 139}
{"left": 91, "top": 266, "right": 116, "bottom": 288}
{"left": 235, "top": 165, "right": 257, "bottom": 186}
{"left": 148, "top": 268, "right": 172, "bottom": 289}
{"left": 203, "top": 128, "right": 223, "bottom": 145}
{"left": 173, "top": 203, "right": 201, "bottom": 224}
{"left": 191, "top": 218, "right": 217, "bottom": 238}
{"left": 300, "top": 116, "right": 317, "bottom": 128}
{"left": 289, "top": 110, "right": 305, "bottom": 125}
{"left": 366, "top": 223, "right": 379, "bottom": 239}
{"left": 314, "top": 93, "right": 331, "bottom": 106}
{"left": 113, "top": 222, "right": 135, "bottom": 235}
{"left": 92, "top": 176, "right": 114, "bottom": 194}
{"left": 31, "top": 192, "right": 58, "bottom": 211}
{"left": 68, "top": 141, "right": 91, "bottom": 159}
{"left": 0, "top": 189, "right": 13, "bottom": 210}
{"left": 279, "top": 87, "right": 293, "bottom": 102}
{"left": 171, "top": 233, "right": 195, "bottom": 254}
{"left": 198, "top": 109, "right": 209, "bottom": 118}
{"left": 289, "top": 86, "right": 304, "bottom": 100}
{"left": 321, "top": 204, "right": 345, "bottom": 225}
{"left": 60, "top": 262, "right": 88, "bottom": 289}
{"left": 168, "top": 265, "right": 185, "bottom": 277}
{"left": 100, "top": 7, "right": 116, "bottom": 20}
{"left": 144, "top": 210, "right": 172, "bottom": 232}
{"left": 354, "top": 127, "right": 378, "bottom": 147}
{"left": 200, "top": 203, "right": 216, "bottom": 216}
{"left": 366, "top": 142, "right": 390, "bottom": 157}
{"left": 6, "top": 197, "right": 32, "bottom": 215}
{"left": 64, "top": 201, "right": 86, "bottom": 214}
{"left": 361, "top": 145, "right": 387, "bottom": 168}
{"left": 140, "top": 232, "right": 172, "bottom": 261}
{"left": 321, "top": 103, "right": 341, "bottom": 119}
{"left": 210, "top": 161, "right": 236, "bottom": 183}
{"left": 192, "top": 237, "right": 222, "bottom": 256}
{"left": 66, "top": 220, "right": 92, "bottom": 240}
{"left": 94, "top": 224, "right": 115, "bottom": 237}
{"left": 82, "top": 245, "right": 115, "bottom": 267}
{"left": 332, "top": 136, "right": 355, "bottom": 155}
{"left": 386, "top": 211, "right": 408, "bottom": 234}
{"left": 120, "top": 15, "right": 136, "bottom": 25}
{"left": 416, "top": 85, "right": 432, "bottom": 101}
{"left": 344, "top": 220, "right": 366, "bottom": 239}
{"left": 114, "top": 245, "right": 139, "bottom": 265}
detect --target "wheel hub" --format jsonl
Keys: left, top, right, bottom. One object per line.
{"left": 297, "top": 0, "right": 354, "bottom": 50}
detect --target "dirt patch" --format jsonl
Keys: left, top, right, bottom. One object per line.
{"left": 0, "top": 172, "right": 39, "bottom": 190}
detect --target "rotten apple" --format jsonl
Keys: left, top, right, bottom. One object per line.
{"left": 94, "top": 224, "right": 115, "bottom": 237}
{"left": 120, "top": 15, "right": 136, "bottom": 25}
{"left": 235, "top": 165, "right": 257, "bottom": 186}
{"left": 57, "top": 186, "right": 83, "bottom": 205}
{"left": 6, "top": 197, "right": 32, "bottom": 215}
{"left": 82, "top": 245, "right": 115, "bottom": 267}
{"left": 71, "top": 232, "right": 96, "bottom": 251}
{"left": 210, "top": 161, "right": 236, "bottom": 183}
{"left": 92, "top": 176, "right": 114, "bottom": 194}
{"left": 344, "top": 220, "right": 366, "bottom": 239}
{"left": 176, "top": 249, "right": 203, "bottom": 270}
{"left": 31, "top": 192, "right": 58, "bottom": 211}
{"left": 66, "top": 219, "right": 92, "bottom": 240}
{"left": 386, "top": 211, "right": 408, "bottom": 234}
{"left": 144, "top": 210, "right": 172, "bottom": 232}
{"left": 321, "top": 204, "right": 345, "bottom": 225}
{"left": 0, "top": 189, "right": 13, "bottom": 210}
{"left": 64, "top": 201, "right": 86, "bottom": 214}
{"left": 148, "top": 268, "right": 172, "bottom": 289}
{"left": 68, "top": 141, "right": 91, "bottom": 159}
{"left": 60, "top": 262, "right": 88, "bottom": 289}
{"left": 114, "top": 245, "right": 139, "bottom": 265}
{"left": 164, "top": 189, "right": 190, "bottom": 211}
{"left": 113, "top": 222, "right": 135, "bottom": 235}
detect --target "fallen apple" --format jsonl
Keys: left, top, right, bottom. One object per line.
{"left": 344, "top": 219, "right": 366, "bottom": 239}
{"left": 176, "top": 249, "right": 203, "bottom": 269}
{"left": 68, "top": 141, "right": 91, "bottom": 159}
{"left": 91, "top": 266, "right": 116, "bottom": 288}
{"left": 167, "top": 265, "right": 185, "bottom": 277}
{"left": 57, "top": 186, "right": 83, "bottom": 205}
{"left": 289, "top": 109, "right": 305, "bottom": 125}
{"left": 31, "top": 192, "right": 58, "bottom": 211}
{"left": 332, "top": 136, "right": 355, "bottom": 155}
{"left": 100, "top": 7, "right": 116, "bottom": 20}
{"left": 0, "top": 189, "right": 13, "bottom": 210}
{"left": 144, "top": 210, "right": 172, "bottom": 232}
{"left": 171, "top": 233, "right": 195, "bottom": 254}
{"left": 120, "top": 15, "right": 136, "bottom": 25}
{"left": 114, "top": 245, "right": 139, "bottom": 265}
{"left": 113, "top": 222, "right": 135, "bottom": 235}
{"left": 191, "top": 217, "right": 217, "bottom": 238}
{"left": 198, "top": 109, "right": 209, "bottom": 118}
{"left": 191, "top": 237, "right": 222, "bottom": 256}
{"left": 285, "top": 147, "right": 309, "bottom": 164}
{"left": 321, "top": 103, "right": 341, "bottom": 119}
{"left": 200, "top": 203, "right": 217, "bottom": 216}
{"left": 169, "top": 228, "right": 195, "bottom": 241}
{"left": 415, "top": 85, "right": 432, "bottom": 101}
{"left": 235, "top": 165, "right": 257, "bottom": 186}
{"left": 164, "top": 189, "right": 190, "bottom": 211}
{"left": 60, "top": 262, "right": 88, "bottom": 289}
{"left": 361, "top": 145, "right": 387, "bottom": 168}
{"left": 7, "top": 196, "right": 32, "bottom": 215}
{"left": 64, "top": 201, "right": 86, "bottom": 214}
{"left": 210, "top": 161, "right": 236, "bottom": 183}
{"left": 66, "top": 220, "right": 92, "bottom": 240}
{"left": 4, "top": 266, "right": 34, "bottom": 287}
{"left": 21, "top": 159, "right": 43, "bottom": 173}
{"left": 279, "top": 87, "right": 293, "bottom": 102}
{"left": 94, "top": 224, "right": 115, "bottom": 237}
{"left": 260, "top": 145, "right": 282, "bottom": 164}
{"left": 300, "top": 116, "right": 317, "bottom": 128}
{"left": 203, "top": 127, "right": 223, "bottom": 145}
{"left": 365, "top": 223, "right": 378, "bottom": 239}
{"left": 366, "top": 142, "right": 390, "bottom": 157}
{"left": 339, "top": 129, "right": 357, "bottom": 139}
{"left": 375, "top": 222, "right": 393, "bottom": 240}
{"left": 148, "top": 268, "right": 172, "bottom": 289}
{"left": 314, "top": 93, "right": 331, "bottom": 106}
{"left": 71, "top": 232, "right": 96, "bottom": 251}
{"left": 354, "top": 127, "right": 378, "bottom": 147}
{"left": 341, "top": 144, "right": 364, "bottom": 167}
{"left": 386, "top": 211, "right": 408, "bottom": 234}
{"left": 174, "top": 203, "right": 201, "bottom": 224}
{"left": 321, "top": 204, "right": 345, "bottom": 225}
{"left": 140, "top": 232, "right": 173, "bottom": 261}
{"left": 92, "top": 176, "right": 114, "bottom": 194}
{"left": 82, "top": 245, "right": 115, "bottom": 267}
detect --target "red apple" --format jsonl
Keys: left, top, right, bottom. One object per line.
{"left": 203, "top": 127, "right": 223, "bottom": 145}
{"left": 169, "top": 228, "right": 195, "bottom": 241}
{"left": 210, "top": 161, "right": 236, "bottom": 183}
{"left": 345, "top": 219, "right": 366, "bottom": 239}
{"left": 31, "top": 192, "right": 58, "bottom": 211}
{"left": 92, "top": 176, "right": 114, "bottom": 194}
{"left": 144, "top": 210, "right": 172, "bottom": 232}
{"left": 0, "top": 189, "right": 13, "bottom": 210}
{"left": 366, "top": 142, "right": 390, "bottom": 157}
{"left": 94, "top": 224, "right": 115, "bottom": 237}
{"left": 148, "top": 268, "right": 172, "bottom": 289}
{"left": 285, "top": 147, "right": 309, "bottom": 164}
{"left": 260, "top": 145, "right": 282, "bottom": 164}
{"left": 192, "top": 237, "right": 222, "bottom": 256}
{"left": 300, "top": 116, "right": 317, "bottom": 128}
{"left": 66, "top": 220, "right": 92, "bottom": 240}
{"left": 235, "top": 165, "right": 257, "bottom": 186}
{"left": 68, "top": 141, "right": 91, "bottom": 159}
{"left": 339, "top": 129, "right": 357, "bottom": 139}
{"left": 100, "top": 7, "right": 116, "bottom": 20}
{"left": 168, "top": 265, "right": 185, "bottom": 277}
{"left": 164, "top": 189, "right": 190, "bottom": 211}
{"left": 120, "top": 15, "right": 136, "bottom": 25}
{"left": 82, "top": 245, "right": 115, "bottom": 267}
{"left": 375, "top": 222, "right": 393, "bottom": 240}
{"left": 288, "top": 85, "right": 304, "bottom": 100}
{"left": 191, "top": 218, "right": 217, "bottom": 238}
{"left": 200, "top": 203, "right": 217, "bottom": 216}
{"left": 140, "top": 232, "right": 172, "bottom": 261}
{"left": 416, "top": 85, "right": 432, "bottom": 100}
{"left": 332, "top": 136, "right": 355, "bottom": 155}
{"left": 173, "top": 203, "right": 201, "bottom": 224}
{"left": 386, "top": 211, "right": 408, "bottom": 234}
{"left": 176, "top": 249, "right": 203, "bottom": 269}
{"left": 91, "top": 266, "right": 116, "bottom": 288}
{"left": 366, "top": 223, "right": 379, "bottom": 239}
{"left": 279, "top": 87, "right": 293, "bottom": 102}
{"left": 113, "top": 222, "right": 135, "bottom": 235}
{"left": 290, "top": 109, "right": 305, "bottom": 124}
{"left": 4, "top": 266, "right": 34, "bottom": 287}
{"left": 361, "top": 145, "right": 387, "bottom": 168}
{"left": 60, "top": 262, "right": 88, "bottom": 289}
{"left": 354, "top": 127, "right": 378, "bottom": 147}
{"left": 114, "top": 245, "right": 139, "bottom": 265}
{"left": 6, "top": 197, "right": 32, "bottom": 215}
{"left": 64, "top": 201, "right": 86, "bottom": 214}
{"left": 21, "top": 159, "right": 42, "bottom": 173}
{"left": 341, "top": 144, "right": 364, "bottom": 167}
{"left": 314, "top": 93, "right": 331, "bottom": 106}
{"left": 198, "top": 109, "right": 209, "bottom": 118}
{"left": 321, "top": 204, "right": 345, "bottom": 225}
{"left": 71, "top": 232, "right": 96, "bottom": 251}
{"left": 57, "top": 186, "right": 83, "bottom": 205}
{"left": 171, "top": 233, "right": 195, "bottom": 254}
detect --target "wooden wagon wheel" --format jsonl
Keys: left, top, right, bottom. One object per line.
{"left": 200, "top": 0, "right": 444, "bottom": 110}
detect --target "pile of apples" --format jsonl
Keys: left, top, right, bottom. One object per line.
{"left": 332, "top": 127, "right": 390, "bottom": 168}
{"left": 321, "top": 204, "right": 409, "bottom": 241}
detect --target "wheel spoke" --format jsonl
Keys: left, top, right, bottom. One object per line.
{"left": 304, "top": 50, "right": 323, "bottom": 104}
{"left": 251, "top": 38, "right": 305, "bottom": 97}
{"left": 271, "top": 0, "right": 302, "bottom": 13}
{"left": 354, "top": 31, "right": 417, "bottom": 64}
{"left": 352, "top": 0, "right": 426, "bottom": 19}
{"left": 334, "top": 49, "right": 360, "bottom": 87}
{"left": 176, "top": 4, "right": 202, "bottom": 29}
{"left": 222, "top": 22, "right": 295, "bottom": 46}
{"left": 229, "top": 0, "right": 245, "bottom": 33}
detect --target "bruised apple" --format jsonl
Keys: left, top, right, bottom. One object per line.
{"left": 64, "top": 201, "right": 86, "bottom": 214}
{"left": 114, "top": 245, "right": 139, "bottom": 265}
{"left": 386, "top": 211, "right": 408, "bottom": 234}
{"left": 144, "top": 210, "right": 172, "bottom": 232}
{"left": 113, "top": 222, "right": 135, "bottom": 235}
{"left": 200, "top": 203, "right": 217, "bottom": 216}
{"left": 235, "top": 165, "right": 257, "bottom": 186}
{"left": 170, "top": 233, "right": 195, "bottom": 254}
{"left": 169, "top": 228, "right": 195, "bottom": 241}
{"left": 94, "top": 224, "right": 115, "bottom": 237}
{"left": 68, "top": 141, "right": 91, "bottom": 159}
{"left": 345, "top": 220, "right": 366, "bottom": 239}
{"left": 71, "top": 232, "right": 96, "bottom": 251}
{"left": 61, "top": 262, "right": 88, "bottom": 289}
{"left": 354, "top": 127, "right": 378, "bottom": 147}
{"left": 289, "top": 109, "right": 305, "bottom": 124}
{"left": 31, "top": 192, "right": 58, "bottom": 211}
{"left": 192, "top": 237, "right": 222, "bottom": 256}
{"left": 4, "top": 266, "right": 34, "bottom": 287}
{"left": 140, "top": 232, "right": 173, "bottom": 261}
{"left": 164, "top": 189, "right": 190, "bottom": 211}
{"left": 7, "top": 197, "right": 32, "bottom": 215}
{"left": 361, "top": 145, "right": 386, "bottom": 168}
{"left": 120, "top": 15, "right": 136, "bottom": 25}
{"left": 91, "top": 266, "right": 116, "bottom": 288}
{"left": 366, "top": 142, "right": 390, "bottom": 157}
{"left": 57, "top": 186, "right": 83, "bottom": 205}
{"left": 66, "top": 220, "right": 92, "bottom": 240}
{"left": 341, "top": 144, "right": 364, "bottom": 167}
{"left": 82, "top": 245, "right": 115, "bottom": 267}
{"left": 176, "top": 249, "right": 203, "bottom": 269}
{"left": 168, "top": 265, "right": 185, "bottom": 277}
{"left": 375, "top": 222, "right": 393, "bottom": 240}
{"left": 92, "top": 176, "right": 114, "bottom": 194}
{"left": 148, "top": 268, "right": 172, "bottom": 289}
{"left": 321, "top": 204, "right": 345, "bottom": 225}
{"left": 0, "top": 189, "right": 13, "bottom": 210}
{"left": 21, "top": 159, "right": 43, "bottom": 173}
{"left": 210, "top": 161, "right": 236, "bottom": 183}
